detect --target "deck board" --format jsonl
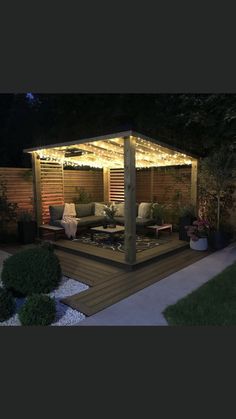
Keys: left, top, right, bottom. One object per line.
{"left": 62, "top": 248, "right": 212, "bottom": 316}
{"left": 54, "top": 233, "right": 188, "bottom": 267}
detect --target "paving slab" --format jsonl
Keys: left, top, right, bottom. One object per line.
{"left": 78, "top": 243, "right": 236, "bottom": 326}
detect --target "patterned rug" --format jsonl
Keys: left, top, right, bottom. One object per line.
{"left": 72, "top": 233, "right": 170, "bottom": 253}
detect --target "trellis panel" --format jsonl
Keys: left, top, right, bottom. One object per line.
{"left": 40, "top": 161, "right": 64, "bottom": 224}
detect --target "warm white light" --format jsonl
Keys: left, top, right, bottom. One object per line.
{"left": 35, "top": 136, "right": 193, "bottom": 168}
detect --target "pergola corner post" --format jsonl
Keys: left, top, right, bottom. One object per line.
{"left": 32, "top": 152, "right": 42, "bottom": 229}
{"left": 191, "top": 159, "right": 198, "bottom": 212}
{"left": 103, "top": 167, "right": 110, "bottom": 203}
{"left": 124, "top": 135, "right": 136, "bottom": 265}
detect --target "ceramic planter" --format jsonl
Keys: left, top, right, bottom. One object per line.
{"left": 179, "top": 216, "right": 197, "bottom": 241}
{"left": 190, "top": 237, "right": 208, "bottom": 251}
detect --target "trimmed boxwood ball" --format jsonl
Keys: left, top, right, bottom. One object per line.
{"left": 19, "top": 294, "right": 56, "bottom": 326}
{"left": 0, "top": 287, "right": 15, "bottom": 322}
{"left": 2, "top": 247, "right": 61, "bottom": 296}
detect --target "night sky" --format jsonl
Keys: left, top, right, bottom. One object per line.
{"left": 0, "top": 94, "right": 235, "bottom": 167}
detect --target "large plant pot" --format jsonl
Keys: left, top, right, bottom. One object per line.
{"left": 179, "top": 216, "right": 197, "bottom": 241}
{"left": 17, "top": 221, "right": 37, "bottom": 244}
{"left": 208, "top": 231, "right": 229, "bottom": 250}
{"left": 190, "top": 237, "right": 208, "bottom": 251}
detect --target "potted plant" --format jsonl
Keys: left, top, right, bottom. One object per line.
{"left": 17, "top": 210, "right": 37, "bottom": 244}
{"left": 199, "top": 145, "right": 236, "bottom": 250}
{"left": 151, "top": 203, "right": 167, "bottom": 225}
{"left": 103, "top": 203, "right": 117, "bottom": 228}
{"left": 185, "top": 219, "right": 210, "bottom": 251}
{"left": 178, "top": 204, "right": 197, "bottom": 241}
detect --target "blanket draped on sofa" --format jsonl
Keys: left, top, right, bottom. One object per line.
{"left": 60, "top": 203, "right": 79, "bottom": 239}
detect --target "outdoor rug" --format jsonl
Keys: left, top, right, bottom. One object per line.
{"left": 72, "top": 233, "right": 170, "bottom": 253}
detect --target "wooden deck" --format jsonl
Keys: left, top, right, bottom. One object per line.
{"left": 0, "top": 238, "right": 212, "bottom": 318}
{"left": 60, "top": 248, "right": 212, "bottom": 316}
{"left": 53, "top": 233, "right": 188, "bottom": 269}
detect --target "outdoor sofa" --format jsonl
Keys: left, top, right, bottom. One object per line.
{"left": 49, "top": 202, "right": 156, "bottom": 231}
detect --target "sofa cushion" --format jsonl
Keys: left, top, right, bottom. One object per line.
{"left": 115, "top": 216, "right": 153, "bottom": 226}
{"left": 49, "top": 219, "right": 63, "bottom": 228}
{"left": 136, "top": 217, "right": 154, "bottom": 226}
{"left": 75, "top": 203, "right": 94, "bottom": 217}
{"left": 49, "top": 205, "right": 64, "bottom": 222}
{"left": 138, "top": 202, "right": 152, "bottom": 218}
{"left": 94, "top": 202, "right": 106, "bottom": 216}
{"left": 114, "top": 216, "right": 125, "bottom": 225}
{"left": 77, "top": 215, "right": 105, "bottom": 227}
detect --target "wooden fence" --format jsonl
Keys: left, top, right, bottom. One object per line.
{"left": 110, "top": 166, "right": 192, "bottom": 205}
{"left": 1, "top": 165, "right": 192, "bottom": 225}
{"left": 0, "top": 167, "right": 34, "bottom": 215}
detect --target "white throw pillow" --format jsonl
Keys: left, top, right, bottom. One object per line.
{"left": 94, "top": 202, "right": 106, "bottom": 216}
{"left": 138, "top": 202, "right": 152, "bottom": 218}
{"left": 116, "top": 202, "right": 125, "bottom": 217}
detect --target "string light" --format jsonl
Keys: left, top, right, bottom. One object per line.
{"left": 34, "top": 136, "right": 193, "bottom": 168}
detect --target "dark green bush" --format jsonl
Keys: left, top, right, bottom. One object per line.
{"left": 19, "top": 294, "right": 56, "bottom": 326}
{"left": 0, "top": 287, "right": 15, "bottom": 322}
{"left": 2, "top": 247, "right": 61, "bottom": 296}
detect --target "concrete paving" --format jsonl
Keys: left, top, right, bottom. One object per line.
{"left": 78, "top": 242, "right": 236, "bottom": 326}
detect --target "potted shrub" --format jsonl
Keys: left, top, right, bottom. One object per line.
{"left": 151, "top": 203, "right": 167, "bottom": 225}
{"left": 185, "top": 219, "right": 210, "bottom": 251}
{"left": 199, "top": 145, "right": 236, "bottom": 250}
{"left": 17, "top": 210, "right": 37, "bottom": 244}
{"left": 178, "top": 204, "right": 197, "bottom": 241}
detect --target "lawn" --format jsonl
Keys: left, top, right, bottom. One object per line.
{"left": 163, "top": 262, "right": 236, "bottom": 326}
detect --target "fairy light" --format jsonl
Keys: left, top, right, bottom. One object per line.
{"left": 34, "top": 136, "right": 193, "bottom": 169}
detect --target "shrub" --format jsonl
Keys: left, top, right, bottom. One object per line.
{"left": 2, "top": 247, "right": 61, "bottom": 296}
{"left": 0, "top": 287, "right": 16, "bottom": 322}
{"left": 19, "top": 294, "right": 56, "bottom": 326}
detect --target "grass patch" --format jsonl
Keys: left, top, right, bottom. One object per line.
{"left": 163, "top": 262, "right": 236, "bottom": 325}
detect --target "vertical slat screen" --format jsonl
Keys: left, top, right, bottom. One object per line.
{"left": 109, "top": 168, "right": 124, "bottom": 202}
{"left": 40, "top": 161, "right": 64, "bottom": 224}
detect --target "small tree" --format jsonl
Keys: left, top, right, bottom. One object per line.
{"left": 199, "top": 145, "right": 236, "bottom": 231}
{"left": 0, "top": 175, "right": 18, "bottom": 238}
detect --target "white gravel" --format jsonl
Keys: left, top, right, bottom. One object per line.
{"left": 0, "top": 275, "right": 89, "bottom": 327}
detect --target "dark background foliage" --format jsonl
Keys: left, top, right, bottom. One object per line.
{"left": 0, "top": 93, "right": 236, "bottom": 167}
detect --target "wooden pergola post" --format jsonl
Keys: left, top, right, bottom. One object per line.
{"left": 32, "top": 152, "right": 42, "bottom": 227}
{"left": 191, "top": 159, "right": 198, "bottom": 211}
{"left": 124, "top": 135, "right": 136, "bottom": 264}
{"left": 103, "top": 167, "right": 110, "bottom": 203}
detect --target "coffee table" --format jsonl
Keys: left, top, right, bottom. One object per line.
{"left": 90, "top": 225, "right": 125, "bottom": 243}
{"left": 147, "top": 224, "right": 172, "bottom": 238}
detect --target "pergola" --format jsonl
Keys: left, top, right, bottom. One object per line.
{"left": 24, "top": 130, "right": 198, "bottom": 265}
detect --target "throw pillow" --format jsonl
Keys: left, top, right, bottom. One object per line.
{"left": 94, "top": 202, "right": 106, "bottom": 216}
{"left": 116, "top": 202, "right": 125, "bottom": 217}
{"left": 138, "top": 202, "right": 152, "bottom": 219}
{"left": 49, "top": 205, "right": 65, "bottom": 222}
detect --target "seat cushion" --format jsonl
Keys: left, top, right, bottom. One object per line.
{"left": 114, "top": 216, "right": 125, "bottom": 225}
{"left": 77, "top": 215, "right": 105, "bottom": 227}
{"left": 49, "top": 205, "right": 64, "bottom": 222}
{"left": 49, "top": 219, "right": 63, "bottom": 228}
{"left": 136, "top": 217, "right": 154, "bottom": 226}
{"left": 75, "top": 203, "right": 94, "bottom": 217}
